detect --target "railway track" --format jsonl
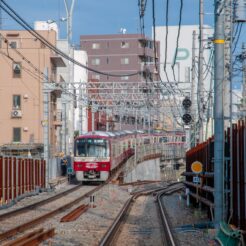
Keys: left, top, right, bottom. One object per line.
{"left": 99, "top": 182, "right": 183, "bottom": 246}
{"left": 0, "top": 184, "right": 82, "bottom": 221}
{"left": 0, "top": 167, "right": 124, "bottom": 245}
{"left": 0, "top": 183, "right": 106, "bottom": 245}
{"left": 156, "top": 184, "right": 184, "bottom": 246}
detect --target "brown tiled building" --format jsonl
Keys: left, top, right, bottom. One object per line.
{"left": 80, "top": 34, "right": 159, "bottom": 82}
{"left": 0, "top": 30, "right": 65, "bottom": 156}
{"left": 80, "top": 34, "right": 160, "bottom": 131}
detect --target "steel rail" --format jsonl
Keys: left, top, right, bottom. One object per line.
{"left": 99, "top": 183, "right": 181, "bottom": 246}
{"left": 60, "top": 204, "right": 89, "bottom": 222}
{"left": 157, "top": 184, "right": 184, "bottom": 246}
{"left": 119, "top": 180, "right": 162, "bottom": 186}
{"left": 0, "top": 185, "right": 82, "bottom": 221}
{"left": 3, "top": 228, "right": 55, "bottom": 246}
{"left": 0, "top": 184, "right": 104, "bottom": 241}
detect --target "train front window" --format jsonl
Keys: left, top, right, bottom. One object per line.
{"left": 76, "top": 138, "right": 109, "bottom": 157}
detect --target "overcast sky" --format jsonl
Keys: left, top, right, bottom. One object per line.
{"left": 1, "top": 0, "right": 214, "bottom": 45}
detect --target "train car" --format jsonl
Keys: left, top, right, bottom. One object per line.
{"left": 73, "top": 131, "right": 134, "bottom": 182}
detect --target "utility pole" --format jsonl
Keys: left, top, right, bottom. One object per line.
{"left": 242, "top": 43, "right": 246, "bottom": 113}
{"left": 43, "top": 68, "right": 50, "bottom": 188}
{"left": 191, "top": 30, "right": 196, "bottom": 148}
{"left": 63, "top": 0, "right": 75, "bottom": 154}
{"left": 92, "top": 102, "right": 95, "bottom": 132}
{"left": 79, "top": 86, "right": 83, "bottom": 135}
{"left": 64, "top": 0, "right": 75, "bottom": 44}
{"left": 198, "top": 0, "right": 204, "bottom": 143}
{"left": 224, "top": 0, "right": 232, "bottom": 128}
{"left": 214, "top": 0, "right": 225, "bottom": 226}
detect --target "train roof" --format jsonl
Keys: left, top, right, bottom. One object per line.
{"left": 83, "top": 131, "right": 112, "bottom": 137}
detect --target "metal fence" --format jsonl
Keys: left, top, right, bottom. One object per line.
{"left": 183, "top": 120, "right": 246, "bottom": 232}
{"left": 0, "top": 156, "right": 46, "bottom": 205}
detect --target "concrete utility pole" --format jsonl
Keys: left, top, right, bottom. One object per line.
{"left": 79, "top": 86, "right": 83, "bottom": 135}
{"left": 198, "top": 0, "right": 204, "bottom": 143}
{"left": 242, "top": 43, "right": 246, "bottom": 112}
{"left": 191, "top": 30, "right": 196, "bottom": 148}
{"left": 224, "top": 0, "right": 232, "bottom": 128}
{"left": 64, "top": 0, "right": 75, "bottom": 44}
{"left": 43, "top": 68, "right": 50, "bottom": 187}
{"left": 214, "top": 0, "right": 225, "bottom": 226}
{"left": 63, "top": 0, "right": 75, "bottom": 154}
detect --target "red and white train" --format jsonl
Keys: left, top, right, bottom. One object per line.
{"left": 73, "top": 130, "right": 185, "bottom": 182}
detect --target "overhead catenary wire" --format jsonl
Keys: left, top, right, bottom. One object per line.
{"left": 171, "top": 0, "right": 183, "bottom": 82}
{"left": 151, "top": 0, "right": 184, "bottom": 126}
{"left": 0, "top": 0, "right": 140, "bottom": 78}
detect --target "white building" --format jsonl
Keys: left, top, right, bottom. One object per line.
{"left": 74, "top": 50, "right": 88, "bottom": 134}
{"left": 155, "top": 25, "right": 214, "bottom": 141}
{"left": 35, "top": 21, "right": 88, "bottom": 155}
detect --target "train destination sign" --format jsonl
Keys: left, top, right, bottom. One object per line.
{"left": 191, "top": 161, "right": 203, "bottom": 174}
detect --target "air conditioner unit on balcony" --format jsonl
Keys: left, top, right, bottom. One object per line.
{"left": 11, "top": 110, "right": 22, "bottom": 118}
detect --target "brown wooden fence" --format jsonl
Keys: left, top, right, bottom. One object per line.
{"left": 0, "top": 156, "right": 46, "bottom": 205}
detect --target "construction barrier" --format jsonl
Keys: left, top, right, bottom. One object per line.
{"left": 0, "top": 156, "right": 46, "bottom": 205}
{"left": 183, "top": 119, "right": 246, "bottom": 234}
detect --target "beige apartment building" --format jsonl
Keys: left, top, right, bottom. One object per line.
{"left": 0, "top": 30, "right": 65, "bottom": 156}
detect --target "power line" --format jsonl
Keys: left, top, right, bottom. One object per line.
{"left": 171, "top": 0, "right": 183, "bottom": 82}
{"left": 0, "top": 0, "right": 140, "bottom": 78}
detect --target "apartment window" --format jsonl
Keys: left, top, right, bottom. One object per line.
{"left": 13, "top": 62, "right": 21, "bottom": 78}
{"left": 121, "top": 58, "right": 129, "bottom": 65}
{"left": 13, "top": 95, "right": 21, "bottom": 109}
{"left": 121, "top": 41, "right": 129, "bottom": 48}
{"left": 91, "top": 58, "right": 100, "bottom": 65}
{"left": 121, "top": 76, "right": 129, "bottom": 81}
{"left": 9, "top": 41, "right": 18, "bottom": 49}
{"left": 92, "top": 74, "right": 100, "bottom": 80}
{"left": 92, "top": 43, "right": 100, "bottom": 49}
{"left": 13, "top": 128, "right": 21, "bottom": 142}
{"left": 106, "top": 57, "right": 109, "bottom": 64}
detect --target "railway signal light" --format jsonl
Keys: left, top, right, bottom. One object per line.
{"left": 182, "top": 97, "right": 192, "bottom": 110}
{"left": 182, "top": 97, "right": 192, "bottom": 125}
{"left": 182, "top": 113, "right": 192, "bottom": 124}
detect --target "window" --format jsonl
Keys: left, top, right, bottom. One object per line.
{"left": 92, "top": 74, "right": 100, "bottom": 80}
{"left": 121, "top": 41, "right": 129, "bottom": 48}
{"left": 121, "top": 58, "right": 129, "bottom": 65}
{"left": 13, "top": 95, "right": 21, "bottom": 109}
{"left": 9, "top": 41, "right": 18, "bottom": 49}
{"left": 13, "top": 128, "right": 21, "bottom": 142}
{"left": 92, "top": 43, "right": 100, "bottom": 49}
{"left": 91, "top": 58, "right": 100, "bottom": 65}
{"left": 121, "top": 76, "right": 129, "bottom": 81}
{"left": 13, "top": 62, "right": 21, "bottom": 78}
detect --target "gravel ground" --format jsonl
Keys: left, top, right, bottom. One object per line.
{"left": 0, "top": 181, "right": 73, "bottom": 214}
{"left": 162, "top": 193, "right": 218, "bottom": 246}
{"left": 113, "top": 195, "right": 164, "bottom": 246}
{"left": 0, "top": 184, "right": 94, "bottom": 232}
{"left": 41, "top": 184, "right": 131, "bottom": 246}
